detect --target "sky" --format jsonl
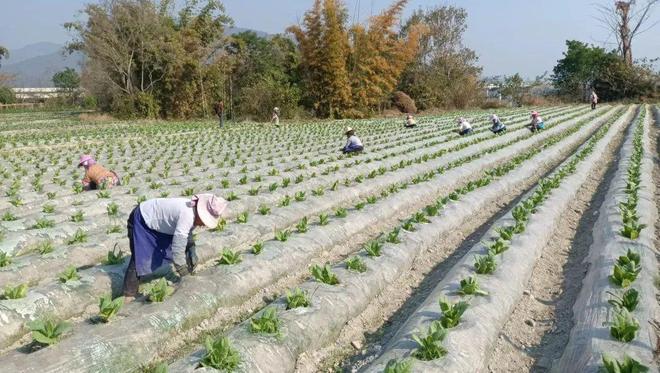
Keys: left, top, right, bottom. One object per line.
{"left": 0, "top": 0, "right": 658, "bottom": 78}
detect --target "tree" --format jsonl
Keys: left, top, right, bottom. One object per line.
{"left": 500, "top": 74, "right": 525, "bottom": 106}
{"left": 0, "top": 46, "right": 8, "bottom": 68}
{"left": 596, "top": 0, "right": 658, "bottom": 65}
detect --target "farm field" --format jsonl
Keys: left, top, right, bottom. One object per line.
{"left": 0, "top": 105, "right": 657, "bottom": 373}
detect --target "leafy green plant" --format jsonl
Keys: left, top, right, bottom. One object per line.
{"left": 216, "top": 248, "right": 242, "bottom": 265}
{"left": 252, "top": 242, "right": 264, "bottom": 255}
{"left": 200, "top": 335, "right": 240, "bottom": 371}
{"left": 279, "top": 195, "right": 291, "bottom": 207}
{"left": 98, "top": 295, "right": 124, "bottom": 323}
{"left": 258, "top": 204, "right": 271, "bottom": 215}
{"left": 42, "top": 204, "right": 56, "bottom": 214}
{"left": 365, "top": 240, "right": 382, "bottom": 257}
{"left": 97, "top": 190, "right": 111, "bottom": 199}
{"left": 1, "top": 211, "right": 17, "bottom": 221}
{"left": 286, "top": 288, "right": 310, "bottom": 309}
{"left": 248, "top": 186, "right": 260, "bottom": 196}
{"left": 355, "top": 202, "right": 366, "bottom": 210}
{"left": 311, "top": 264, "right": 340, "bottom": 285}
{"left": 236, "top": 211, "right": 249, "bottom": 224}
{"left": 106, "top": 225, "right": 122, "bottom": 234}
{"left": 27, "top": 318, "right": 71, "bottom": 346}
{"left": 346, "top": 256, "right": 367, "bottom": 273}
{"left": 335, "top": 207, "right": 347, "bottom": 218}
{"left": 495, "top": 226, "right": 515, "bottom": 241}
{"left": 70, "top": 210, "right": 84, "bottom": 222}
{"left": 610, "top": 261, "right": 641, "bottom": 288}
{"left": 46, "top": 192, "right": 57, "bottom": 200}
{"left": 3, "top": 283, "right": 28, "bottom": 299}
{"left": 458, "top": 276, "right": 488, "bottom": 296}
{"left": 601, "top": 354, "right": 649, "bottom": 373}
{"left": 225, "top": 191, "right": 238, "bottom": 201}
{"left": 319, "top": 213, "right": 329, "bottom": 226}
{"left": 249, "top": 307, "right": 281, "bottom": 335}
{"left": 104, "top": 246, "right": 125, "bottom": 265}
{"left": 0, "top": 251, "right": 11, "bottom": 267}
{"left": 609, "top": 309, "right": 639, "bottom": 342}
{"left": 275, "top": 229, "right": 290, "bottom": 242}
{"left": 296, "top": 217, "right": 309, "bottom": 233}
{"left": 106, "top": 202, "right": 119, "bottom": 217}
{"left": 438, "top": 298, "right": 469, "bottom": 328}
{"left": 607, "top": 288, "right": 639, "bottom": 312}
{"left": 412, "top": 320, "right": 447, "bottom": 361}
{"left": 146, "top": 278, "right": 173, "bottom": 302}
{"left": 402, "top": 219, "right": 416, "bottom": 232}
{"left": 294, "top": 191, "right": 306, "bottom": 202}
{"left": 58, "top": 266, "right": 81, "bottom": 283}
{"left": 67, "top": 229, "right": 88, "bottom": 245}
{"left": 386, "top": 228, "right": 401, "bottom": 244}
{"left": 137, "top": 195, "right": 147, "bottom": 204}
{"left": 32, "top": 218, "right": 55, "bottom": 229}
{"left": 486, "top": 238, "right": 509, "bottom": 256}
{"left": 474, "top": 254, "right": 497, "bottom": 275}
{"left": 36, "top": 241, "right": 54, "bottom": 255}
{"left": 383, "top": 358, "right": 412, "bottom": 373}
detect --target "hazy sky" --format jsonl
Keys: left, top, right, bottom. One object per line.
{"left": 1, "top": 0, "right": 658, "bottom": 78}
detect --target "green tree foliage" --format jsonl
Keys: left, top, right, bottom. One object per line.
{"left": 500, "top": 73, "right": 525, "bottom": 106}
{"left": 0, "top": 87, "right": 15, "bottom": 104}
{"left": 0, "top": 46, "right": 8, "bottom": 68}
{"left": 552, "top": 40, "right": 658, "bottom": 101}
{"left": 53, "top": 68, "right": 81, "bottom": 105}
{"left": 398, "top": 6, "right": 482, "bottom": 110}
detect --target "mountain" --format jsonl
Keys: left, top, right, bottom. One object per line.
{"left": 2, "top": 42, "right": 64, "bottom": 65}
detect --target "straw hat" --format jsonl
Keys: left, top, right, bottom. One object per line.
{"left": 78, "top": 154, "right": 96, "bottom": 168}
{"left": 193, "top": 194, "right": 228, "bottom": 228}
{"left": 531, "top": 111, "right": 539, "bottom": 117}
{"left": 344, "top": 127, "right": 354, "bottom": 135}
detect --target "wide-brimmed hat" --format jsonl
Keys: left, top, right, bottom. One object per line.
{"left": 531, "top": 111, "right": 539, "bottom": 117}
{"left": 78, "top": 154, "right": 95, "bottom": 167}
{"left": 273, "top": 107, "right": 280, "bottom": 113}
{"left": 344, "top": 127, "right": 354, "bottom": 134}
{"left": 193, "top": 194, "right": 228, "bottom": 228}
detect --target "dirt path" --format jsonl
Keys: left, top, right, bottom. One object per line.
{"left": 484, "top": 112, "right": 631, "bottom": 372}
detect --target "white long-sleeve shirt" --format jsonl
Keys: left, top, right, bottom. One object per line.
{"left": 345, "top": 135, "right": 363, "bottom": 148}
{"left": 140, "top": 198, "right": 195, "bottom": 266}
{"left": 458, "top": 120, "right": 472, "bottom": 131}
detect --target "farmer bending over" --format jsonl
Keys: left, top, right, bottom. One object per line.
{"left": 78, "top": 154, "right": 120, "bottom": 190}
{"left": 457, "top": 117, "right": 473, "bottom": 136}
{"left": 342, "top": 127, "right": 364, "bottom": 154}
{"left": 527, "top": 111, "right": 545, "bottom": 132}
{"left": 122, "top": 194, "right": 228, "bottom": 300}
{"left": 404, "top": 114, "right": 417, "bottom": 128}
{"left": 489, "top": 114, "right": 506, "bottom": 134}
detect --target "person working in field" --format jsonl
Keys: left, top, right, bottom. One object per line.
{"left": 342, "top": 127, "right": 364, "bottom": 154}
{"left": 527, "top": 111, "right": 545, "bottom": 132}
{"left": 590, "top": 90, "right": 598, "bottom": 110}
{"left": 214, "top": 100, "right": 225, "bottom": 128}
{"left": 404, "top": 114, "right": 417, "bottom": 128}
{"left": 78, "top": 155, "right": 120, "bottom": 190}
{"left": 457, "top": 117, "right": 473, "bottom": 136}
{"left": 122, "top": 194, "right": 228, "bottom": 300}
{"left": 489, "top": 114, "right": 506, "bottom": 134}
{"left": 271, "top": 107, "right": 280, "bottom": 126}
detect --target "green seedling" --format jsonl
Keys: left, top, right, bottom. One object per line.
{"left": 384, "top": 358, "right": 412, "bottom": 373}
{"left": 70, "top": 210, "right": 84, "bottom": 222}
{"left": 225, "top": 191, "right": 238, "bottom": 201}
{"left": 252, "top": 242, "right": 264, "bottom": 255}
{"left": 258, "top": 204, "right": 271, "bottom": 215}
{"left": 346, "top": 256, "right": 367, "bottom": 273}
{"left": 386, "top": 228, "right": 401, "bottom": 244}
{"left": 97, "top": 190, "right": 111, "bottom": 199}
{"left": 495, "top": 226, "right": 515, "bottom": 241}
{"left": 286, "top": 288, "right": 310, "bottom": 309}
{"left": 610, "top": 309, "right": 639, "bottom": 342}
{"left": 275, "top": 230, "right": 290, "bottom": 242}
{"left": 249, "top": 307, "right": 281, "bottom": 335}
{"left": 42, "top": 204, "right": 55, "bottom": 214}
{"left": 3, "top": 283, "right": 28, "bottom": 299}
{"left": 365, "top": 240, "right": 383, "bottom": 257}
{"left": 98, "top": 295, "right": 123, "bottom": 323}
{"left": 107, "top": 225, "right": 122, "bottom": 234}
{"left": 104, "top": 246, "right": 125, "bottom": 265}
{"left": 279, "top": 195, "right": 291, "bottom": 207}
{"left": 106, "top": 202, "right": 119, "bottom": 217}
{"left": 1, "top": 211, "right": 17, "bottom": 221}
{"left": 610, "top": 262, "right": 641, "bottom": 288}
{"left": 296, "top": 216, "right": 309, "bottom": 233}
{"left": 366, "top": 196, "right": 377, "bottom": 204}
{"left": 474, "top": 254, "right": 497, "bottom": 275}
{"left": 335, "top": 207, "right": 347, "bottom": 218}
{"left": 458, "top": 276, "right": 488, "bottom": 296}
{"left": 412, "top": 320, "right": 448, "bottom": 361}
{"left": 312, "top": 187, "right": 325, "bottom": 196}
{"left": 146, "top": 278, "right": 173, "bottom": 302}
{"left": 67, "top": 229, "right": 88, "bottom": 245}
{"left": 486, "top": 238, "right": 509, "bottom": 255}
{"left": 294, "top": 191, "right": 306, "bottom": 202}
{"left": 0, "top": 251, "right": 11, "bottom": 267}
{"left": 311, "top": 264, "right": 340, "bottom": 285}
{"left": 27, "top": 318, "right": 71, "bottom": 346}
{"left": 216, "top": 248, "right": 242, "bottom": 265}
{"left": 58, "top": 266, "right": 81, "bottom": 283}
{"left": 601, "top": 354, "right": 649, "bottom": 373}
{"left": 355, "top": 202, "right": 366, "bottom": 210}
{"left": 607, "top": 288, "right": 639, "bottom": 312}
{"left": 412, "top": 211, "right": 430, "bottom": 223}
{"left": 200, "top": 336, "right": 240, "bottom": 371}
{"left": 269, "top": 182, "right": 278, "bottom": 192}
{"left": 318, "top": 213, "right": 329, "bottom": 226}
{"left": 402, "top": 219, "right": 416, "bottom": 232}
{"left": 248, "top": 186, "right": 260, "bottom": 196}
{"left": 32, "top": 218, "right": 55, "bottom": 229}
{"left": 439, "top": 298, "right": 469, "bottom": 328}
{"left": 36, "top": 241, "right": 55, "bottom": 255}
{"left": 236, "top": 211, "right": 249, "bottom": 224}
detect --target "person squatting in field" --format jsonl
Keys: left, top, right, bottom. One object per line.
{"left": 271, "top": 107, "right": 280, "bottom": 126}
{"left": 121, "top": 194, "right": 228, "bottom": 299}
{"left": 527, "top": 111, "right": 545, "bottom": 132}
{"left": 590, "top": 90, "right": 598, "bottom": 110}
{"left": 342, "top": 127, "right": 364, "bottom": 154}
{"left": 457, "top": 117, "right": 473, "bottom": 136}
{"left": 78, "top": 154, "right": 120, "bottom": 190}
{"left": 404, "top": 114, "right": 417, "bottom": 128}
{"left": 489, "top": 114, "right": 506, "bottom": 134}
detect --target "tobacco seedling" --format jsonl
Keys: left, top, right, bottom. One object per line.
{"left": 402, "top": 220, "right": 416, "bottom": 232}
{"left": 269, "top": 182, "right": 278, "bottom": 192}
{"left": 146, "top": 278, "right": 173, "bottom": 302}
{"left": 286, "top": 288, "right": 310, "bottom": 309}
{"left": 106, "top": 202, "right": 119, "bottom": 217}
{"left": 384, "top": 358, "right": 412, "bottom": 373}
{"left": 458, "top": 276, "right": 488, "bottom": 296}
{"left": 3, "top": 283, "right": 28, "bottom": 299}
{"left": 438, "top": 298, "right": 469, "bottom": 328}
{"left": 386, "top": 228, "right": 401, "bottom": 244}
{"left": 412, "top": 320, "right": 448, "bottom": 361}
{"left": 104, "top": 246, "right": 125, "bottom": 265}
{"left": 607, "top": 288, "right": 639, "bottom": 312}
{"left": 58, "top": 266, "right": 81, "bottom": 283}
{"left": 258, "top": 204, "right": 271, "bottom": 215}
{"left": 216, "top": 248, "right": 242, "bottom": 265}
{"left": 36, "top": 241, "right": 54, "bottom": 255}
{"left": 42, "top": 204, "right": 55, "bottom": 214}
{"left": 67, "top": 229, "right": 88, "bottom": 245}
{"left": 225, "top": 191, "right": 238, "bottom": 201}
{"left": 346, "top": 256, "right": 367, "bottom": 273}
{"left": 200, "top": 336, "right": 240, "bottom": 371}
{"left": 32, "top": 218, "right": 55, "bottom": 229}
{"left": 236, "top": 211, "right": 249, "bottom": 224}
{"left": 252, "top": 242, "right": 264, "bottom": 255}
{"left": 97, "top": 190, "right": 111, "bottom": 199}
{"left": 0, "top": 251, "right": 11, "bottom": 267}
{"left": 609, "top": 309, "right": 639, "bottom": 342}
{"left": 601, "top": 354, "right": 649, "bottom": 373}
{"left": 249, "top": 307, "right": 281, "bottom": 335}
{"left": 335, "top": 207, "right": 347, "bottom": 218}
{"left": 610, "top": 262, "right": 641, "bottom": 288}
{"left": 495, "top": 226, "right": 515, "bottom": 241}
{"left": 27, "top": 318, "right": 71, "bottom": 346}
{"left": 474, "top": 254, "right": 497, "bottom": 275}
{"left": 107, "top": 225, "right": 122, "bottom": 234}
{"left": 365, "top": 240, "right": 382, "bottom": 257}
{"left": 355, "top": 202, "right": 366, "bottom": 210}
{"left": 318, "top": 213, "right": 329, "bottom": 226}
{"left": 486, "top": 238, "right": 509, "bottom": 256}
{"left": 275, "top": 230, "right": 290, "bottom": 242}
{"left": 412, "top": 211, "right": 430, "bottom": 224}
{"left": 1, "top": 211, "right": 17, "bottom": 221}
{"left": 70, "top": 210, "right": 84, "bottom": 222}
{"left": 98, "top": 295, "right": 124, "bottom": 323}
{"left": 311, "top": 264, "right": 340, "bottom": 285}
{"left": 296, "top": 217, "right": 309, "bottom": 233}
{"left": 279, "top": 195, "right": 291, "bottom": 207}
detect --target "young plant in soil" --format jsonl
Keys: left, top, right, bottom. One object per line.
{"left": 601, "top": 354, "right": 648, "bottom": 373}
{"left": 365, "top": 240, "right": 382, "bottom": 257}
{"left": 236, "top": 211, "right": 249, "bottom": 224}
{"left": 104, "top": 246, "right": 125, "bottom": 265}
{"left": 27, "top": 318, "right": 71, "bottom": 346}
{"left": 474, "top": 253, "right": 497, "bottom": 274}
{"left": 346, "top": 256, "right": 367, "bottom": 273}
{"left": 438, "top": 298, "right": 469, "bottom": 328}
{"left": 42, "top": 204, "right": 56, "bottom": 214}
{"left": 32, "top": 218, "right": 55, "bottom": 229}
{"left": 200, "top": 335, "right": 240, "bottom": 371}
{"left": 2, "top": 211, "right": 17, "bottom": 221}
{"left": 249, "top": 307, "right": 281, "bottom": 335}
{"left": 0, "top": 251, "right": 11, "bottom": 267}
{"left": 98, "top": 295, "right": 124, "bottom": 323}
{"left": 609, "top": 309, "right": 639, "bottom": 342}
{"left": 106, "top": 202, "right": 119, "bottom": 217}
{"left": 70, "top": 210, "right": 84, "bottom": 222}
{"left": 384, "top": 358, "right": 413, "bottom": 373}
{"left": 402, "top": 219, "right": 416, "bottom": 232}
{"left": 216, "top": 248, "right": 242, "bottom": 265}
{"left": 279, "top": 195, "right": 291, "bottom": 207}
{"left": 486, "top": 238, "right": 509, "bottom": 256}
{"left": 386, "top": 228, "right": 401, "bottom": 244}
{"left": 67, "top": 229, "right": 88, "bottom": 245}
{"left": 258, "top": 204, "right": 271, "bottom": 215}
{"left": 607, "top": 288, "right": 639, "bottom": 312}
{"left": 311, "top": 264, "right": 340, "bottom": 285}
{"left": 36, "top": 240, "right": 55, "bottom": 255}
{"left": 495, "top": 226, "right": 515, "bottom": 241}
{"left": 318, "top": 213, "right": 329, "bottom": 226}
{"left": 3, "top": 283, "right": 28, "bottom": 299}
{"left": 146, "top": 278, "right": 173, "bottom": 302}
{"left": 275, "top": 230, "right": 290, "bottom": 242}
{"left": 610, "top": 255, "right": 641, "bottom": 288}
{"left": 335, "top": 207, "right": 347, "bottom": 218}
{"left": 97, "top": 190, "right": 111, "bottom": 199}
{"left": 458, "top": 276, "right": 488, "bottom": 296}
{"left": 412, "top": 320, "right": 448, "bottom": 361}
{"left": 252, "top": 242, "right": 264, "bottom": 255}
{"left": 286, "top": 288, "right": 310, "bottom": 309}
{"left": 296, "top": 217, "right": 309, "bottom": 233}
{"left": 58, "top": 266, "right": 81, "bottom": 283}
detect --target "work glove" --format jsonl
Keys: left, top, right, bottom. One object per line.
{"left": 175, "top": 264, "right": 190, "bottom": 277}
{"left": 186, "top": 244, "right": 199, "bottom": 274}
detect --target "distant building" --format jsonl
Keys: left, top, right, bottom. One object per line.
{"left": 12, "top": 87, "right": 65, "bottom": 101}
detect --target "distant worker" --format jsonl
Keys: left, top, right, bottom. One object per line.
{"left": 404, "top": 114, "right": 417, "bottom": 128}
{"left": 78, "top": 155, "right": 120, "bottom": 190}
{"left": 590, "top": 90, "right": 598, "bottom": 110}
{"left": 489, "top": 114, "right": 506, "bottom": 134}
{"left": 214, "top": 100, "right": 225, "bottom": 128}
{"left": 528, "top": 111, "right": 545, "bottom": 132}
{"left": 342, "top": 127, "right": 364, "bottom": 154}
{"left": 271, "top": 107, "right": 280, "bottom": 126}
{"left": 457, "top": 117, "right": 473, "bottom": 136}
{"left": 122, "top": 194, "right": 228, "bottom": 299}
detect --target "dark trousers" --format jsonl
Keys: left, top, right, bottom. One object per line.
{"left": 122, "top": 207, "right": 139, "bottom": 297}
{"left": 591, "top": 102, "right": 597, "bottom": 110}
{"left": 218, "top": 113, "right": 225, "bottom": 128}
{"left": 459, "top": 128, "right": 473, "bottom": 136}
{"left": 342, "top": 145, "right": 364, "bottom": 154}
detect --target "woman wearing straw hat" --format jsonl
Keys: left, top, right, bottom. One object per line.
{"left": 78, "top": 154, "right": 120, "bottom": 190}
{"left": 122, "top": 194, "right": 229, "bottom": 299}
{"left": 527, "top": 111, "right": 545, "bottom": 132}
{"left": 341, "top": 127, "right": 364, "bottom": 154}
